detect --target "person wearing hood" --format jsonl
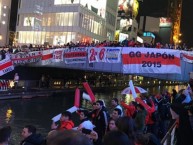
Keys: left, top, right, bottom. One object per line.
{"left": 51, "top": 111, "right": 74, "bottom": 130}
{"left": 20, "top": 125, "right": 44, "bottom": 145}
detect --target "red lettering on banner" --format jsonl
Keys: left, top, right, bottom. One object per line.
{"left": 89, "top": 48, "right": 96, "bottom": 61}
{"left": 122, "top": 54, "right": 180, "bottom": 66}
{"left": 64, "top": 52, "right": 87, "bottom": 58}
{"left": 99, "top": 48, "right": 105, "bottom": 60}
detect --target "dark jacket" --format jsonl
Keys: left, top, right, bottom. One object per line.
{"left": 20, "top": 134, "right": 44, "bottom": 145}
{"left": 93, "top": 108, "right": 108, "bottom": 138}
{"left": 171, "top": 103, "right": 193, "bottom": 145}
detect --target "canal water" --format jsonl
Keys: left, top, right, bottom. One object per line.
{"left": 0, "top": 85, "right": 187, "bottom": 145}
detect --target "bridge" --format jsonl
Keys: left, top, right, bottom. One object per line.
{"left": 1, "top": 47, "right": 193, "bottom": 82}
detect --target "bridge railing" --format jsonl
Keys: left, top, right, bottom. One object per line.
{"left": 161, "top": 120, "right": 177, "bottom": 145}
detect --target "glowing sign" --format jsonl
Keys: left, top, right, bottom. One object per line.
{"left": 159, "top": 17, "right": 172, "bottom": 27}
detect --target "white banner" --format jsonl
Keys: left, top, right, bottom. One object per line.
{"left": 41, "top": 49, "right": 53, "bottom": 65}
{"left": 106, "top": 47, "right": 122, "bottom": 63}
{"left": 64, "top": 47, "right": 87, "bottom": 64}
{"left": 11, "top": 51, "right": 42, "bottom": 65}
{"left": 88, "top": 47, "right": 106, "bottom": 63}
{"left": 122, "top": 48, "right": 181, "bottom": 74}
{"left": 87, "top": 47, "right": 122, "bottom": 63}
{"left": 0, "top": 57, "right": 14, "bottom": 76}
{"left": 52, "top": 48, "right": 64, "bottom": 63}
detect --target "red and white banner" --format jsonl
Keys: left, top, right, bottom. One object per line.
{"left": 181, "top": 51, "right": 193, "bottom": 63}
{"left": 11, "top": 51, "right": 42, "bottom": 65}
{"left": 41, "top": 49, "right": 53, "bottom": 65}
{"left": 88, "top": 47, "right": 106, "bottom": 63}
{"left": 122, "top": 48, "right": 181, "bottom": 74}
{"left": 87, "top": 47, "right": 122, "bottom": 63}
{"left": 52, "top": 49, "right": 64, "bottom": 63}
{"left": 0, "top": 58, "right": 14, "bottom": 76}
{"left": 64, "top": 48, "right": 87, "bottom": 64}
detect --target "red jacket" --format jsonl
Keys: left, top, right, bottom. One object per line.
{"left": 59, "top": 120, "right": 74, "bottom": 130}
{"left": 135, "top": 98, "right": 155, "bottom": 125}
{"left": 121, "top": 101, "right": 136, "bottom": 118}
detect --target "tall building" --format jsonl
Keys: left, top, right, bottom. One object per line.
{"left": 0, "top": 0, "right": 11, "bottom": 46}
{"left": 16, "top": 0, "right": 118, "bottom": 45}
{"left": 115, "top": 0, "right": 139, "bottom": 42}
{"left": 167, "top": 0, "right": 183, "bottom": 45}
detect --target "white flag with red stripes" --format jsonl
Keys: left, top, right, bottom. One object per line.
{"left": 122, "top": 48, "right": 181, "bottom": 74}
{"left": 181, "top": 50, "right": 193, "bottom": 63}
{"left": 0, "top": 58, "right": 14, "bottom": 76}
{"left": 41, "top": 49, "right": 53, "bottom": 65}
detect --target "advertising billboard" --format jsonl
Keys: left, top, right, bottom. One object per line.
{"left": 118, "top": 0, "right": 139, "bottom": 18}
{"left": 80, "top": 0, "right": 107, "bottom": 18}
{"left": 159, "top": 17, "right": 172, "bottom": 27}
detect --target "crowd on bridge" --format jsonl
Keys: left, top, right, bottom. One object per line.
{"left": 0, "top": 39, "right": 191, "bottom": 61}
{"left": 1, "top": 80, "right": 193, "bottom": 145}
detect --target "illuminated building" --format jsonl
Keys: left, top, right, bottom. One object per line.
{"left": 116, "top": 0, "right": 139, "bottom": 42}
{"left": 167, "top": 0, "right": 183, "bottom": 45}
{"left": 0, "top": 0, "right": 11, "bottom": 46}
{"left": 16, "top": 0, "right": 118, "bottom": 45}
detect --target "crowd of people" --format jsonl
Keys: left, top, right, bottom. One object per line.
{"left": 1, "top": 80, "right": 193, "bottom": 145}
{"left": 0, "top": 40, "right": 192, "bottom": 61}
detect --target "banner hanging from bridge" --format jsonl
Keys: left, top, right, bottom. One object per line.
{"left": 0, "top": 57, "right": 14, "bottom": 76}
{"left": 64, "top": 47, "right": 87, "bottom": 64}
{"left": 41, "top": 49, "right": 53, "bottom": 65}
{"left": 181, "top": 50, "right": 193, "bottom": 63}
{"left": 122, "top": 48, "right": 181, "bottom": 74}
{"left": 87, "top": 47, "right": 122, "bottom": 63}
{"left": 11, "top": 51, "right": 42, "bottom": 65}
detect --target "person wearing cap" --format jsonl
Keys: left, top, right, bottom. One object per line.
{"left": 51, "top": 111, "right": 74, "bottom": 130}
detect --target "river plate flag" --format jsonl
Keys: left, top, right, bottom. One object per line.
{"left": 52, "top": 88, "right": 80, "bottom": 122}
{"left": 122, "top": 47, "right": 181, "bottom": 74}
{"left": 0, "top": 57, "right": 14, "bottom": 76}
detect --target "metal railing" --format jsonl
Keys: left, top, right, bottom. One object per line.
{"left": 161, "top": 120, "right": 177, "bottom": 145}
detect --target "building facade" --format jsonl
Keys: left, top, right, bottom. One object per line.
{"left": 0, "top": 0, "right": 11, "bottom": 46}
{"left": 115, "top": 0, "right": 139, "bottom": 42}
{"left": 16, "top": 0, "right": 118, "bottom": 45}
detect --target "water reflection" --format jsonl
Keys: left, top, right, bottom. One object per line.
{"left": 0, "top": 85, "right": 188, "bottom": 145}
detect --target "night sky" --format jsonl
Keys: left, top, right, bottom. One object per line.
{"left": 181, "top": 0, "right": 193, "bottom": 48}
{"left": 9, "top": 0, "right": 193, "bottom": 47}
{"left": 139, "top": 0, "right": 193, "bottom": 47}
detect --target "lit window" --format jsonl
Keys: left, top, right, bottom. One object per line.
{"left": 2, "top": 21, "right": 6, "bottom": 24}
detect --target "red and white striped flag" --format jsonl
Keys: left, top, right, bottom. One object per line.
{"left": 0, "top": 58, "right": 14, "bottom": 76}
{"left": 41, "top": 49, "right": 53, "bottom": 65}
